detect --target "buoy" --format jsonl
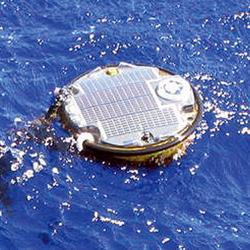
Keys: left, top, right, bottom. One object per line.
{"left": 56, "top": 62, "right": 202, "bottom": 164}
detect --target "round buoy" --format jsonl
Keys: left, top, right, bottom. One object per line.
{"left": 58, "top": 62, "right": 202, "bottom": 164}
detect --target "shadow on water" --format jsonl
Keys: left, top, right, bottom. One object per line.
{"left": 0, "top": 150, "right": 14, "bottom": 209}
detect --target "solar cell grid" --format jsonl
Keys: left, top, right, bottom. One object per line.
{"left": 79, "top": 67, "right": 156, "bottom": 91}
{"left": 101, "top": 107, "right": 179, "bottom": 138}
{"left": 75, "top": 81, "right": 152, "bottom": 109}
{"left": 71, "top": 66, "right": 181, "bottom": 139}
{"left": 80, "top": 95, "right": 159, "bottom": 124}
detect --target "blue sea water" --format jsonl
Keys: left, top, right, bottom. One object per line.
{"left": 0, "top": 0, "right": 250, "bottom": 249}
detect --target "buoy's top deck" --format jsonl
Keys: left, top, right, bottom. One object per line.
{"left": 62, "top": 63, "right": 197, "bottom": 147}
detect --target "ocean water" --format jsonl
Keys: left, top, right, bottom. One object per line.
{"left": 0, "top": 0, "right": 249, "bottom": 249}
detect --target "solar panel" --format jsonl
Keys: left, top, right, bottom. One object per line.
{"left": 101, "top": 108, "right": 179, "bottom": 138}
{"left": 63, "top": 63, "right": 195, "bottom": 146}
